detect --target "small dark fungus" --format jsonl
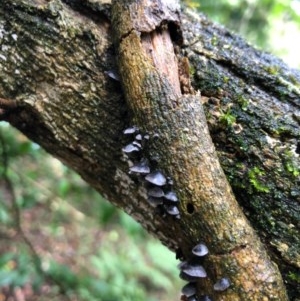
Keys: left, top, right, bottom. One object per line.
{"left": 132, "top": 141, "right": 142, "bottom": 148}
{"left": 147, "top": 196, "right": 164, "bottom": 207}
{"left": 145, "top": 171, "right": 167, "bottom": 186}
{"left": 104, "top": 70, "right": 120, "bottom": 81}
{"left": 213, "top": 277, "right": 231, "bottom": 291}
{"left": 123, "top": 126, "right": 138, "bottom": 135}
{"left": 181, "top": 258, "right": 201, "bottom": 268}
{"left": 135, "top": 134, "right": 142, "bottom": 140}
{"left": 181, "top": 282, "right": 196, "bottom": 297}
{"left": 165, "top": 205, "right": 179, "bottom": 216}
{"left": 192, "top": 243, "right": 209, "bottom": 257}
{"left": 129, "top": 161, "right": 150, "bottom": 174}
{"left": 164, "top": 191, "right": 178, "bottom": 202}
{"left": 179, "top": 271, "right": 198, "bottom": 282}
{"left": 167, "top": 177, "right": 174, "bottom": 185}
{"left": 122, "top": 143, "right": 139, "bottom": 153}
{"left": 148, "top": 187, "right": 164, "bottom": 198}
{"left": 182, "top": 264, "right": 207, "bottom": 278}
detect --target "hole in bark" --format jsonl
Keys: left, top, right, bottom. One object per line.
{"left": 186, "top": 203, "right": 194, "bottom": 214}
{"left": 168, "top": 22, "right": 183, "bottom": 45}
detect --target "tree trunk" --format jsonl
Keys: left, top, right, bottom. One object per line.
{"left": 0, "top": 0, "right": 299, "bottom": 300}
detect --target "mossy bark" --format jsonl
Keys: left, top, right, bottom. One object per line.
{"left": 0, "top": 0, "right": 299, "bottom": 299}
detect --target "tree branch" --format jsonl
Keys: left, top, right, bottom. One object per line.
{"left": 111, "top": 1, "right": 289, "bottom": 300}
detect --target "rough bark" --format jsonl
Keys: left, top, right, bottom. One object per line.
{"left": 0, "top": 0, "right": 299, "bottom": 300}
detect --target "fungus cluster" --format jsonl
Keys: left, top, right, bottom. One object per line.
{"left": 122, "top": 126, "right": 180, "bottom": 219}
{"left": 179, "top": 243, "right": 230, "bottom": 300}
{"left": 179, "top": 243, "right": 210, "bottom": 300}
{"left": 122, "top": 126, "right": 231, "bottom": 300}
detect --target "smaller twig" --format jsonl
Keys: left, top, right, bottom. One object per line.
{"left": 0, "top": 131, "right": 73, "bottom": 301}
{"left": 0, "top": 97, "right": 18, "bottom": 120}
{"left": 0, "top": 230, "right": 15, "bottom": 240}
{"left": 0, "top": 132, "right": 41, "bottom": 263}
{"left": 0, "top": 97, "right": 17, "bottom": 109}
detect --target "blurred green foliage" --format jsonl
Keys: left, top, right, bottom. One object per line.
{"left": 0, "top": 124, "right": 183, "bottom": 300}
{"left": 184, "top": 0, "right": 300, "bottom": 68}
